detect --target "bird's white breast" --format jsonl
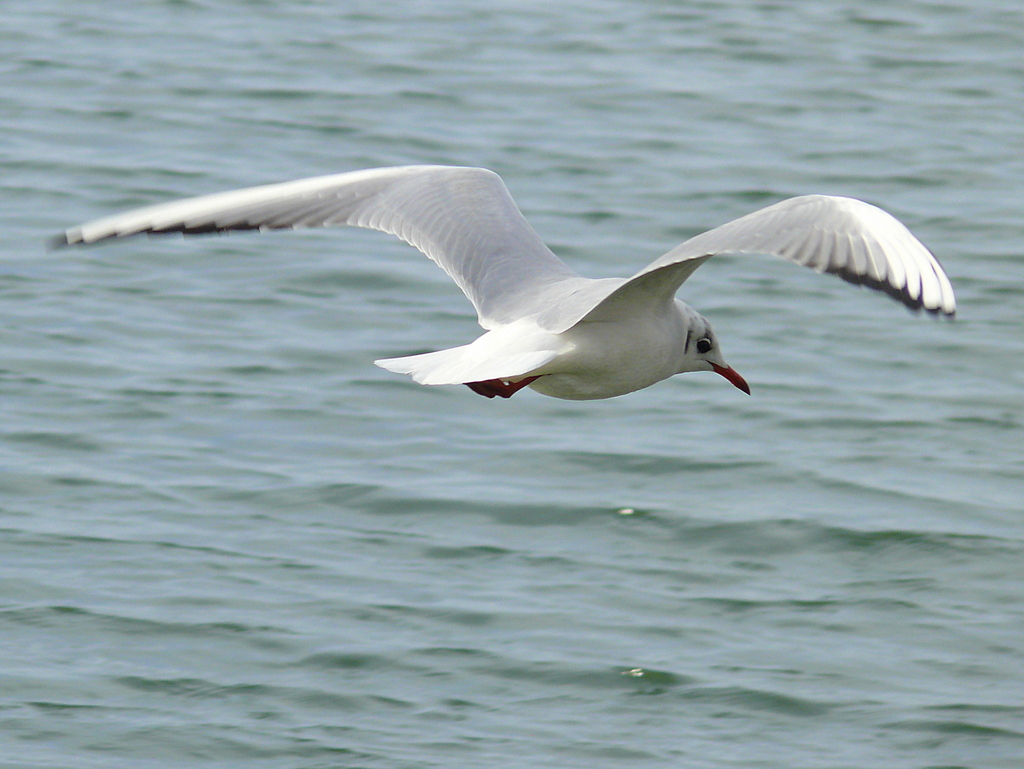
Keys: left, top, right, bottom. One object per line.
{"left": 527, "top": 304, "right": 689, "bottom": 400}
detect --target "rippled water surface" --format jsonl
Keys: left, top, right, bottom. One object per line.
{"left": 3, "top": 1, "right": 1023, "bottom": 767}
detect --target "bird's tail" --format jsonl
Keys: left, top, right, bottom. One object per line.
{"left": 375, "top": 324, "right": 561, "bottom": 386}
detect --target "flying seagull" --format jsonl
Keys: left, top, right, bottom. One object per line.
{"left": 51, "top": 165, "right": 955, "bottom": 400}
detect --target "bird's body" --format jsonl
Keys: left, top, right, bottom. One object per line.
{"left": 52, "top": 165, "right": 956, "bottom": 399}
{"left": 531, "top": 304, "right": 693, "bottom": 400}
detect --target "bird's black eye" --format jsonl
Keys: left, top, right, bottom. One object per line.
{"left": 696, "top": 338, "right": 713, "bottom": 354}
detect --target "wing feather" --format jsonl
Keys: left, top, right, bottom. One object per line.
{"left": 53, "top": 173, "right": 956, "bottom": 337}
{"left": 52, "top": 165, "right": 583, "bottom": 329}
{"left": 634, "top": 194, "right": 955, "bottom": 316}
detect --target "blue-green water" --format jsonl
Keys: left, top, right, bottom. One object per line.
{"left": 3, "top": 1, "right": 1023, "bottom": 767}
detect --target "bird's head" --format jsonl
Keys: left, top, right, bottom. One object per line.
{"left": 677, "top": 312, "right": 750, "bottom": 395}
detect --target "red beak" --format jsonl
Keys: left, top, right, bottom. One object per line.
{"left": 711, "top": 363, "right": 751, "bottom": 395}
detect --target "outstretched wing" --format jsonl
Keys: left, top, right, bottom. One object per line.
{"left": 51, "top": 165, "right": 583, "bottom": 329}
{"left": 577, "top": 194, "right": 956, "bottom": 325}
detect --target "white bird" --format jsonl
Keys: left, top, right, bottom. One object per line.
{"left": 51, "top": 165, "right": 956, "bottom": 400}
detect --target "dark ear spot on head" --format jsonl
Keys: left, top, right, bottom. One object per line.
{"left": 696, "top": 338, "right": 712, "bottom": 354}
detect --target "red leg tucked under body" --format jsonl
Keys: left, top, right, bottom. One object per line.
{"left": 465, "top": 376, "right": 540, "bottom": 399}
